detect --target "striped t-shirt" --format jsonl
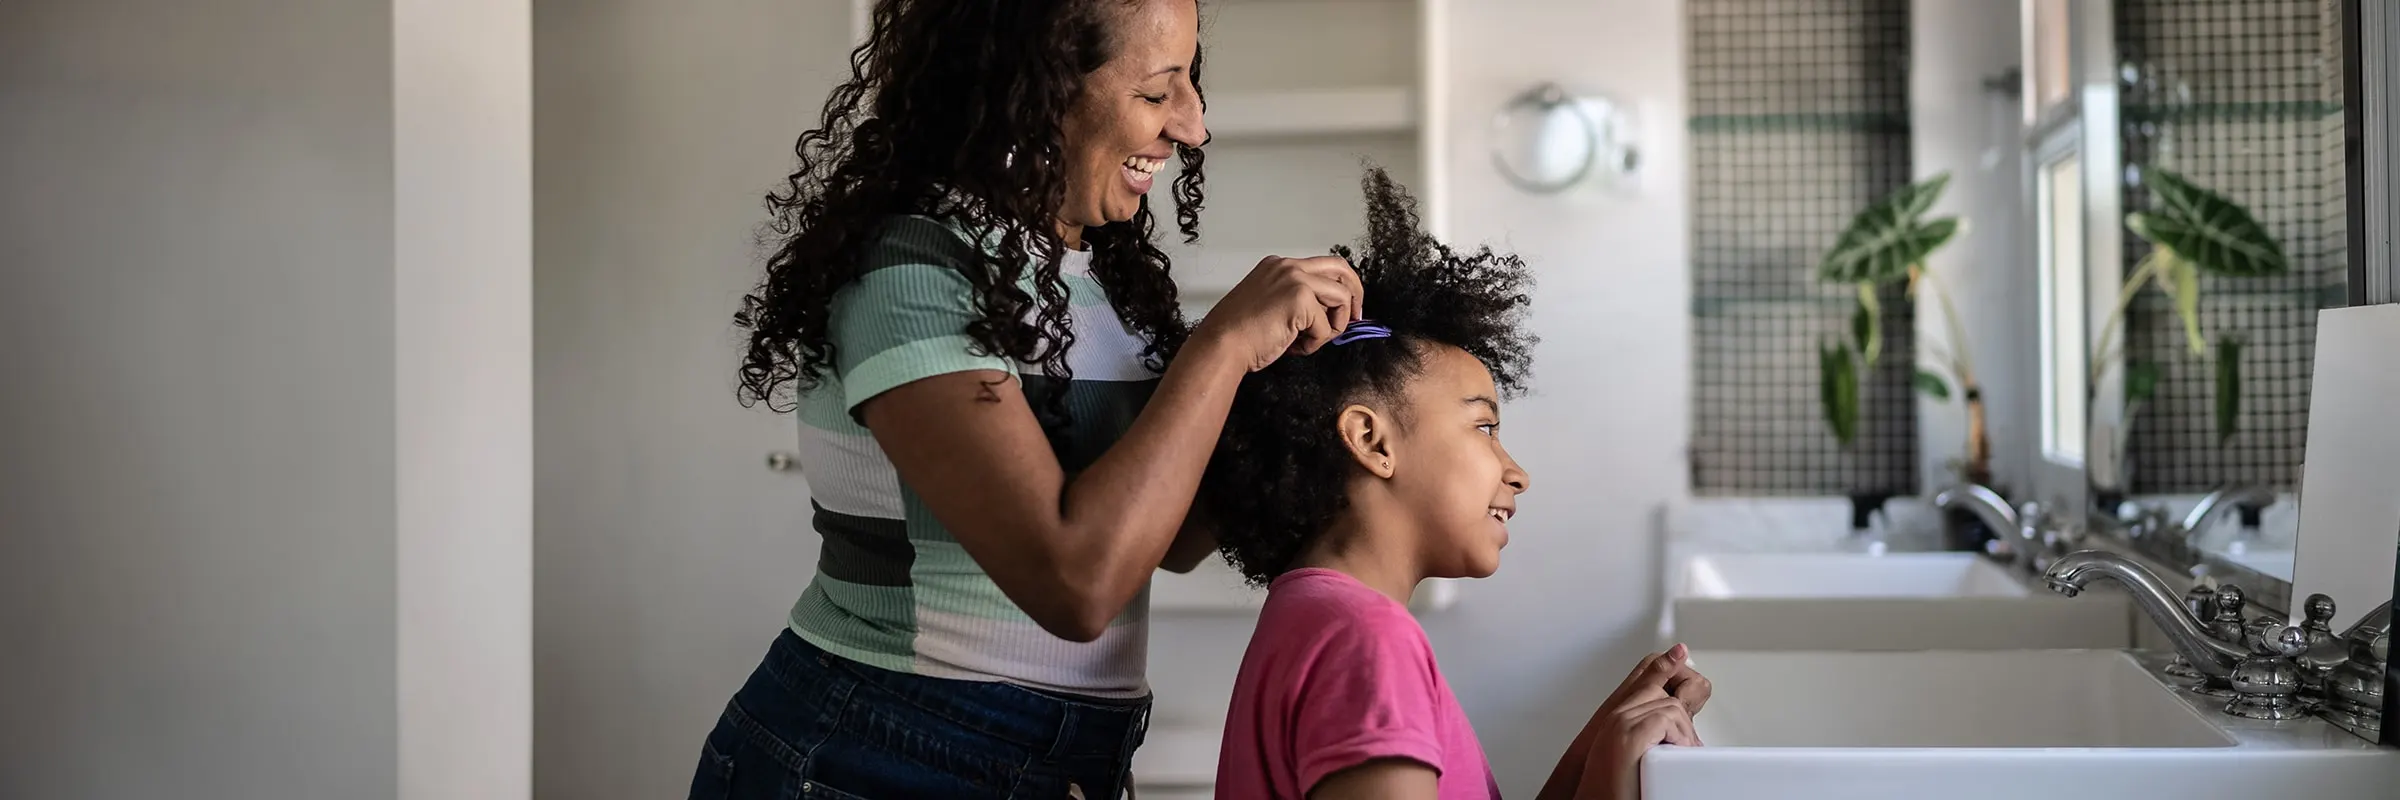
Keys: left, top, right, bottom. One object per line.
{"left": 788, "top": 215, "right": 1162, "bottom": 698}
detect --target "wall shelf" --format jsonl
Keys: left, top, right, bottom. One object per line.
{"left": 1205, "top": 87, "right": 1417, "bottom": 139}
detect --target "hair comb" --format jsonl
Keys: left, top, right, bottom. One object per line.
{"left": 1328, "top": 320, "right": 1393, "bottom": 346}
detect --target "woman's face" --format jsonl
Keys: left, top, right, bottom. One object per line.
{"left": 1386, "top": 346, "right": 1534, "bottom": 579}
{"left": 1058, "top": 0, "right": 1207, "bottom": 245}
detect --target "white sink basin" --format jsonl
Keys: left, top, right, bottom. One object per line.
{"left": 1666, "top": 553, "right": 2131, "bottom": 651}
{"left": 1684, "top": 650, "right": 2230, "bottom": 748}
{"left": 1644, "top": 650, "right": 2400, "bottom": 800}
{"left": 1684, "top": 551, "right": 2031, "bottom": 599}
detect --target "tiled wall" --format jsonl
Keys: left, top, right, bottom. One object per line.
{"left": 1687, "top": 0, "right": 1917, "bottom": 495}
{"left": 2115, "top": 0, "right": 2351, "bottom": 493}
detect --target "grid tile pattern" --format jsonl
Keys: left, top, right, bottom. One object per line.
{"left": 2115, "top": 0, "right": 2349, "bottom": 492}
{"left": 1689, "top": 0, "right": 1917, "bottom": 495}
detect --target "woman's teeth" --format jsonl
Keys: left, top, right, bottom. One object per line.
{"left": 1122, "top": 156, "right": 1165, "bottom": 175}
{"left": 1489, "top": 509, "right": 1512, "bottom": 523}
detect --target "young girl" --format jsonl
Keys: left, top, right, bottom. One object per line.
{"left": 1200, "top": 169, "right": 1711, "bottom": 800}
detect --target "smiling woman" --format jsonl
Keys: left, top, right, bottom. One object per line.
{"left": 697, "top": 1, "right": 1371, "bottom": 798}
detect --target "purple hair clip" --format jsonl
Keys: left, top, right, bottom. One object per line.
{"left": 1329, "top": 320, "right": 1393, "bottom": 346}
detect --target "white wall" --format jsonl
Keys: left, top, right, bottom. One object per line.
{"left": 2, "top": 1, "right": 533, "bottom": 797}
{"left": 531, "top": 2, "right": 848, "bottom": 798}
{"left": 0, "top": 2, "right": 399, "bottom": 796}
{"left": 396, "top": 0, "right": 535, "bottom": 798}
{"left": 1910, "top": 1, "right": 2031, "bottom": 497}
{"left": 1419, "top": 0, "right": 1690, "bottom": 792}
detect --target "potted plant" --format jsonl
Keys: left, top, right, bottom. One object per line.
{"left": 2088, "top": 166, "right": 2289, "bottom": 494}
{"left": 1817, "top": 173, "right": 1989, "bottom": 487}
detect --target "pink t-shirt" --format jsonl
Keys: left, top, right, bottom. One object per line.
{"left": 1216, "top": 568, "right": 1500, "bottom": 799}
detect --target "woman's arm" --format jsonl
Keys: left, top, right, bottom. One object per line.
{"left": 1308, "top": 760, "right": 1438, "bottom": 800}
{"left": 861, "top": 255, "right": 1359, "bottom": 642}
{"left": 1158, "top": 504, "right": 1218, "bottom": 574}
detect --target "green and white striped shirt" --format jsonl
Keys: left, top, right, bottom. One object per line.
{"left": 788, "top": 215, "right": 1160, "bottom": 698}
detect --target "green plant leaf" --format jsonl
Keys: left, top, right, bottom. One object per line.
{"left": 2126, "top": 166, "right": 2290, "bottom": 278}
{"left": 2165, "top": 251, "right": 2207, "bottom": 356}
{"left": 1853, "top": 285, "right": 1881, "bottom": 366}
{"left": 1818, "top": 174, "right": 1960, "bottom": 284}
{"left": 1914, "top": 369, "right": 1951, "bottom": 401}
{"left": 1820, "top": 342, "right": 1860, "bottom": 448}
{"left": 2125, "top": 359, "right": 2165, "bottom": 405}
{"left": 2215, "top": 335, "right": 2243, "bottom": 444}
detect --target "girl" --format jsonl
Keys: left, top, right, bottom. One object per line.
{"left": 1200, "top": 169, "right": 1711, "bottom": 800}
{"left": 700, "top": 1, "right": 1364, "bottom": 797}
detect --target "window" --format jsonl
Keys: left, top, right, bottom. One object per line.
{"left": 2038, "top": 150, "right": 2087, "bottom": 466}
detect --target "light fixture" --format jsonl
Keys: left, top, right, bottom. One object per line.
{"left": 1489, "top": 82, "right": 1639, "bottom": 195}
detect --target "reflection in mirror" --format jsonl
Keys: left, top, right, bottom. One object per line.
{"left": 2023, "top": 0, "right": 2356, "bottom": 599}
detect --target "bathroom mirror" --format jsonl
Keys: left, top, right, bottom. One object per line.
{"left": 2023, "top": 0, "right": 2371, "bottom": 614}
{"left": 2017, "top": 0, "right": 2398, "bottom": 744}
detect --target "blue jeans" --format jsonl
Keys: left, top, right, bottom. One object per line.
{"left": 689, "top": 630, "right": 1151, "bottom": 799}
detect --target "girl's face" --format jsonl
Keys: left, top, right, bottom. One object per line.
{"left": 1057, "top": 0, "right": 1207, "bottom": 246}
{"left": 1381, "top": 346, "right": 1533, "bottom": 579}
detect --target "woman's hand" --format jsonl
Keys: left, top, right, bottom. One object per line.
{"left": 857, "top": 253, "right": 1359, "bottom": 644}
{"left": 1191, "top": 254, "right": 1364, "bottom": 373}
{"left": 1535, "top": 644, "right": 1712, "bottom": 800}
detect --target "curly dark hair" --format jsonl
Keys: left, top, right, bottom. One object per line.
{"left": 1199, "top": 167, "right": 1536, "bottom": 585}
{"left": 734, "top": 0, "right": 1207, "bottom": 414}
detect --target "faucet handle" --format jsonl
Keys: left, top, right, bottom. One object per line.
{"left": 2206, "top": 586, "right": 2249, "bottom": 644}
{"left": 2183, "top": 585, "right": 2218, "bottom": 619}
{"left": 2225, "top": 624, "right": 2313, "bottom": 720}
{"left": 2301, "top": 594, "right": 2337, "bottom": 633}
{"left": 2248, "top": 624, "right": 2310, "bottom": 659}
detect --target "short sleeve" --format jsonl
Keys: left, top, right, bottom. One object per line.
{"left": 1289, "top": 616, "right": 1449, "bottom": 792}
{"left": 829, "top": 216, "right": 1020, "bottom": 415}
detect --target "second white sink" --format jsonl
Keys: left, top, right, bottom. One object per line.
{"left": 1684, "top": 551, "right": 2032, "bottom": 599}
{"left": 1666, "top": 553, "right": 2131, "bottom": 651}
{"left": 1643, "top": 650, "right": 2399, "bottom": 800}
{"left": 1680, "top": 649, "right": 2232, "bottom": 748}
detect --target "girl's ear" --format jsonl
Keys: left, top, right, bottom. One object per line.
{"left": 1336, "top": 403, "right": 1397, "bottom": 479}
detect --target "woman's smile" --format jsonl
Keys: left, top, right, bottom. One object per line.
{"left": 1121, "top": 153, "right": 1168, "bottom": 196}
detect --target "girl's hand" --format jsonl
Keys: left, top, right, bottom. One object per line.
{"left": 1190, "top": 254, "right": 1363, "bottom": 373}
{"left": 1579, "top": 692, "right": 1696, "bottom": 800}
{"left": 1631, "top": 643, "right": 1712, "bottom": 717}
{"left": 1542, "top": 644, "right": 1710, "bottom": 800}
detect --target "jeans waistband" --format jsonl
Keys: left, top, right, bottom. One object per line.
{"left": 768, "top": 629, "right": 1151, "bottom": 761}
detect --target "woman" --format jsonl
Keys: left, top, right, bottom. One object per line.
{"left": 693, "top": 1, "right": 1361, "bottom": 797}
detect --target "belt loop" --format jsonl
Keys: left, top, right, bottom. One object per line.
{"left": 1047, "top": 703, "right": 1084, "bottom": 761}
{"left": 1113, "top": 702, "right": 1149, "bottom": 795}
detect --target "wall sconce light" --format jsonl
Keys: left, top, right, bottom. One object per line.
{"left": 1489, "top": 82, "right": 1639, "bottom": 195}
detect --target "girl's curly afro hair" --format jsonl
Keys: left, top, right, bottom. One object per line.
{"left": 1198, "top": 166, "right": 1536, "bottom": 585}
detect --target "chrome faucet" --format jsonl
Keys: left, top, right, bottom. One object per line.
{"left": 1934, "top": 484, "right": 2056, "bottom": 573}
{"left": 2042, "top": 550, "right": 2315, "bottom": 719}
{"left": 1934, "top": 483, "right": 2017, "bottom": 535}
{"left": 2179, "top": 482, "right": 2274, "bottom": 537}
{"left": 1933, "top": 484, "right": 2043, "bottom": 570}
{"left": 2043, "top": 551, "right": 2248, "bottom": 679}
